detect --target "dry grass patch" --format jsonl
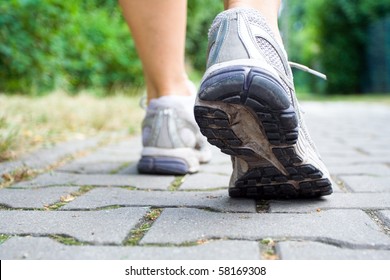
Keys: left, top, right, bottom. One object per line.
{"left": 0, "top": 91, "right": 144, "bottom": 162}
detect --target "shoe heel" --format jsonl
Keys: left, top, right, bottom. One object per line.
{"left": 196, "top": 65, "right": 298, "bottom": 147}
{"left": 138, "top": 156, "right": 191, "bottom": 175}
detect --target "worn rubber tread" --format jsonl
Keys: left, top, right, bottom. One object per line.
{"left": 198, "top": 66, "right": 298, "bottom": 146}
{"left": 195, "top": 65, "right": 332, "bottom": 199}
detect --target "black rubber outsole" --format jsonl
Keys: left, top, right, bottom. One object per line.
{"left": 229, "top": 147, "right": 333, "bottom": 199}
{"left": 197, "top": 65, "right": 298, "bottom": 146}
{"left": 195, "top": 66, "right": 332, "bottom": 199}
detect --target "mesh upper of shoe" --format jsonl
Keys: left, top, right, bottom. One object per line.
{"left": 209, "top": 8, "right": 293, "bottom": 101}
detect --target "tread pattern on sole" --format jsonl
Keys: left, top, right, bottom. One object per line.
{"left": 230, "top": 147, "right": 332, "bottom": 199}
{"left": 228, "top": 179, "right": 332, "bottom": 199}
{"left": 198, "top": 66, "right": 298, "bottom": 145}
{"left": 195, "top": 65, "right": 332, "bottom": 199}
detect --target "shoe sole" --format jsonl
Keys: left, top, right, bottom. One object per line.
{"left": 197, "top": 65, "right": 299, "bottom": 145}
{"left": 138, "top": 146, "right": 208, "bottom": 175}
{"left": 138, "top": 156, "right": 192, "bottom": 175}
{"left": 194, "top": 65, "right": 332, "bottom": 199}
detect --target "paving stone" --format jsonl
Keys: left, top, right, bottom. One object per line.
{"left": 180, "top": 173, "right": 230, "bottom": 190}
{"left": 340, "top": 175, "right": 390, "bottom": 192}
{"left": 197, "top": 146, "right": 232, "bottom": 175}
{"left": 0, "top": 187, "right": 79, "bottom": 208}
{"left": 11, "top": 172, "right": 175, "bottom": 190}
{"left": 0, "top": 138, "right": 100, "bottom": 182}
{"left": 324, "top": 155, "right": 390, "bottom": 166}
{"left": 141, "top": 208, "right": 390, "bottom": 247}
{"left": 0, "top": 208, "right": 148, "bottom": 244}
{"left": 268, "top": 193, "right": 390, "bottom": 213}
{"left": 62, "top": 152, "right": 133, "bottom": 164}
{"left": 0, "top": 237, "right": 260, "bottom": 260}
{"left": 199, "top": 162, "right": 232, "bottom": 175}
{"left": 320, "top": 148, "right": 363, "bottom": 157}
{"left": 304, "top": 104, "right": 390, "bottom": 150}
{"left": 58, "top": 162, "right": 126, "bottom": 174}
{"left": 354, "top": 155, "right": 390, "bottom": 164}
{"left": 277, "top": 241, "right": 390, "bottom": 260}
{"left": 207, "top": 145, "right": 229, "bottom": 158}
{"left": 328, "top": 164, "right": 390, "bottom": 176}
{"left": 57, "top": 137, "right": 142, "bottom": 174}
{"left": 117, "top": 163, "right": 139, "bottom": 175}
{"left": 327, "top": 178, "right": 344, "bottom": 193}
{"left": 62, "top": 188, "right": 256, "bottom": 213}
{"left": 358, "top": 147, "right": 390, "bottom": 156}
{"left": 345, "top": 136, "right": 389, "bottom": 147}
{"left": 99, "top": 138, "right": 143, "bottom": 156}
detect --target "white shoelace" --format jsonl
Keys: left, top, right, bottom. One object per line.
{"left": 289, "top": 62, "right": 327, "bottom": 80}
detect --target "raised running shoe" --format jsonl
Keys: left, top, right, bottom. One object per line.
{"left": 194, "top": 8, "right": 333, "bottom": 198}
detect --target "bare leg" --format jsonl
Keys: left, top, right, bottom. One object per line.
{"left": 224, "top": 0, "right": 282, "bottom": 44}
{"left": 119, "top": 0, "right": 192, "bottom": 102}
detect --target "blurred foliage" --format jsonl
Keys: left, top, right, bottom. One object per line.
{"left": 283, "top": 0, "right": 390, "bottom": 94}
{"left": 0, "top": 0, "right": 142, "bottom": 95}
{"left": 0, "top": 0, "right": 222, "bottom": 95}
{"left": 4, "top": 0, "right": 389, "bottom": 95}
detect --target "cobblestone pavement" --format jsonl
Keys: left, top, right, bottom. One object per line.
{"left": 1, "top": 102, "right": 390, "bottom": 260}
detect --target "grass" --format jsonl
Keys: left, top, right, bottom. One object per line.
{"left": 0, "top": 91, "right": 144, "bottom": 162}
{"left": 124, "top": 208, "right": 162, "bottom": 246}
{"left": 260, "top": 238, "right": 278, "bottom": 260}
{"left": 50, "top": 235, "right": 87, "bottom": 246}
{"left": 146, "top": 208, "right": 162, "bottom": 221}
{"left": 1, "top": 167, "right": 37, "bottom": 185}
{"left": 169, "top": 176, "right": 186, "bottom": 191}
{"left": 125, "top": 223, "right": 151, "bottom": 246}
{"left": 0, "top": 234, "right": 10, "bottom": 244}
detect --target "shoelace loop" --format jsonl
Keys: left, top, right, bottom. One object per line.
{"left": 289, "top": 62, "right": 327, "bottom": 80}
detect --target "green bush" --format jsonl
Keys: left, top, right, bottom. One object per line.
{"left": 60, "top": 5, "right": 143, "bottom": 93}
{"left": 0, "top": 0, "right": 224, "bottom": 95}
{"left": 0, "top": 0, "right": 142, "bottom": 95}
{"left": 317, "top": 0, "right": 390, "bottom": 94}
{"left": 283, "top": 0, "right": 390, "bottom": 94}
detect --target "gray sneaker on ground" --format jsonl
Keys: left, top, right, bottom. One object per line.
{"left": 139, "top": 94, "right": 211, "bottom": 175}
{"left": 194, "top": 8, "right": 333, "bottom": 198}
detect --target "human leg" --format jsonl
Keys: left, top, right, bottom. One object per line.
{"left": 119, "top": 0, "right": 211, "bottom": 175}
{"left": 118, "top": 0, "right": 192, "bottom": 102}
{"left": 195, "top": 1, "right": 333, "bottom": 198}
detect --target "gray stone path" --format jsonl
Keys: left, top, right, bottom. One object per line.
{"left": 1, "top": 102, "right": 390, "bottom": 260}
